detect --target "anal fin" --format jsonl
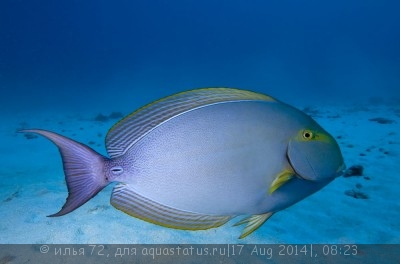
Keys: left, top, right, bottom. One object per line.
{"left": 234, "top": 213, "right": 274, "bottom": 239}
{"left": 111, "top": 183, "right": 232, "bottom": 230}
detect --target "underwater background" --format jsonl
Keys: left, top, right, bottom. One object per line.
{"left": 1, "top": 0, "right": 400, "bottom": 244}
{"left": 2, "top": 0, "right": 400, "bottom": 112}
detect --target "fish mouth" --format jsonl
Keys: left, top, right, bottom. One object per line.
{"left": 335, "top": 163, "right": 346, "bottom": 177}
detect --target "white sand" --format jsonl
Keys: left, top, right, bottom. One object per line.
{"left": 0, "top": 103, "right": 399, "bottom": 244}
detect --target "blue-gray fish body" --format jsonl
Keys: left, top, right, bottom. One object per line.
{"left": 21, "top": 88, "right": 345, "bottom": 238}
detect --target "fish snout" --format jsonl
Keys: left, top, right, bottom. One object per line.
{"left": 335, "top": 163, "right": 346, "bottom": 177}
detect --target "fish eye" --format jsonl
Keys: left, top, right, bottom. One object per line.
{"left": 302, "top": 130, "right": 314, "bottom": 140}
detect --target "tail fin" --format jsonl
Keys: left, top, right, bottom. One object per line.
{"left": 20, "top": 129, "right": 110, "bottom": 216}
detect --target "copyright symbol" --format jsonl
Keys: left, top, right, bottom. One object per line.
{"left": 40, "top": 245, "right": 49, "bottom": 254}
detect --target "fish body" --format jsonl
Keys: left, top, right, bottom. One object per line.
{"left": 21, "top": 88, "right": 345, "bottom": 238}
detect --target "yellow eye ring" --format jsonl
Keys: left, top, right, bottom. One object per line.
{"left": 302, "top": 130, "right": 314, "bottom": 140}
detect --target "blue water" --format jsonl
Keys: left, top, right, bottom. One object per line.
{"left": 1, "top": 0, "right": 399, "bottom": 113}
{"left": 1, "top": 0, "right": 400, "bottom": 247}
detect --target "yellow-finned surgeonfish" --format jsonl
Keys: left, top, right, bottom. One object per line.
{"left": 21, "top": 88, "right": 345, "bottom": 239}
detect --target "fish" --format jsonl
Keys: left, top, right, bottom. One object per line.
{"left": 20, "top": 88, "right": 345, "bottom": 238}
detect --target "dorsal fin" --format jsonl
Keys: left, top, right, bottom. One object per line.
{"left": 105, "top": 88, "right": 275, "bottom": 158}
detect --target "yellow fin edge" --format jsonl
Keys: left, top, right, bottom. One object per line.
{"left": 269, "top": 169, "right": 294, "bottom": 194}
{"left": 234, "top": 213, "right": 274, "bottom": 239}
{"left": 108, "top": 87, "right": 275, "bottom": 134}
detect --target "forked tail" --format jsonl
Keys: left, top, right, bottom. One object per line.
{"left": 20, "top": 129, "right": 110, "bottom": 216}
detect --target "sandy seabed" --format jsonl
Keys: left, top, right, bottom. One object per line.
{"left": 0, "top": 102, "right": 399, "bottom": 244}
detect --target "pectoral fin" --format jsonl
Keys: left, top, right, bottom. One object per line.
{"left": 234, "top": 213, "right": 274, "bottom": 239}
{"left": 269, "top": 169, "right": 294, "bottom": 194}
